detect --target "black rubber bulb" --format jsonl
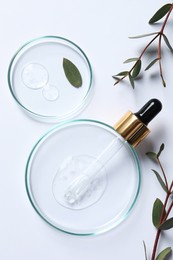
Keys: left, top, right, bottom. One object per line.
{"left": 134, "top": 99, "right": 162, "bottom": 125}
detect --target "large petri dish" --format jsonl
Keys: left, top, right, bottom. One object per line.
{"left": 25, "top": 120, "right": 141, "bottom": 236}
{"left": 8, "top": 36, "right": 92, "bottom": 123}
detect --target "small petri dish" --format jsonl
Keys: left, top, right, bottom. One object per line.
{"left": 25, "top": 120, "right": 141, "bottom": 236}
{"left": 8, "top": 36, "right": 92, "bottom": 123}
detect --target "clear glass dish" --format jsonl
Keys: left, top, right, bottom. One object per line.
{"left": 25, "top": 120, "right": 141, "bottom": 236}
{"left": 8, "top": 36, "right": 92, "bottom": 123}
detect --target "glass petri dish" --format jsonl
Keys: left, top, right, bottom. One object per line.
{"left": 8, "top": 36, "right": 92, "bottom": 123}
{"left": 25, "top": 120, "right": 141, "bottom": 236}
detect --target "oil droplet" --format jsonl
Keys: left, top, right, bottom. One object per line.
{"left": 22, "top": 63, "right": 49, "bottom": 89}
{"left": 42, "top": 84, "right": 59, "bottom": 101}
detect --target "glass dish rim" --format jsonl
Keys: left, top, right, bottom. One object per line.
{"left": 7, "top": 35, "right": 93, "bottom": 121}
{"left": 25, "top": 119, "right": 141, "bottom": 236}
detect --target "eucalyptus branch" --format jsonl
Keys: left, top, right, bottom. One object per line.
{"left": 146, "top": 144, "right": 173, "bottom": 260}
{"left": 113, "top": 3, "right": 173, "bottom": 88}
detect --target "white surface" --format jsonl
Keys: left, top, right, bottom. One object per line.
{"left": 1, "top": 0, "right": 173, "bottom": 259}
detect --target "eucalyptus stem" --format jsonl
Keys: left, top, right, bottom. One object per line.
{"left": 158, "top": 34, "right": 165, "bottom": 87}
{"left": 151, "top": 230, "right": 161, "bottom": 260}
{"left": 163, "top": 181, "right": 173, "bottom": 220}
{"left": 129, "top": 35, "right": 159, "bottom": 73}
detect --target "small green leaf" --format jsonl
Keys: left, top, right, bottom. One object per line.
{"left": 157, "top": 143, "right": 165, "bottom": 158}
{"left": 145, "top": 58, "right": 159, "bottom": 71}
{"left": 152, "top": 198, "right": 166, "bottom": 228}
{"left": 160, "top": 74, "right": 166, "bottom": 88}
{"left": 128, "top": 73, "right": 135, "bottom": 88}
{"left": 146, "top": 152, "right": 157, "bottom": 160}
{"left": 149, "top": 4, "right": 172, "bottom": 24}
{"left": 114, "top": 80, "right": 120, "bottom": 86}
{"left": 115, "top": 71, "right": 129, "bottom": 77}
{"left": 143, "top": 241, "right": 148, "bottom": 260}
{"left": 156, "top": 247, "right": 172, "bottom": 260}
{"left": 63, "top": 58, "right": 82, "bottom": 88}
{"left": 163, "top": 34, "right": 173, "bottom": 53}
{"left": 129, "top": 32, "right": 158, "bottom": 39}
{"left": 161, "top": 76, "right": 166, "bottom": 87}
{"left": 160, "top": 218, "right": 173, "bottom": 230}
{"left": 152, "top": 169, "right": 168, "bottom": 193}
{"left": 132, "top": 60, "right": 141, "bottom": 78}
{"left": 123, "top": 58, "right": 138, "bottom": 63}
{"left": 112, "top": 76, "right": 119, "bottom": 80}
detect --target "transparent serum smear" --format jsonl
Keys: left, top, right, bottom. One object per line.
{"left": 42, "top": 84, "right": 59, "bottom": 101}
{"left": 59, "top": 137, "right": 124, "bottom": 208}
{"left": 52, "top": 155, "right": 107, "bottom": 210}
{"left": 22, "top": 58, "right": 82, "bottom": 103}
{"left": 22, "top": 63, "right": 49, "bottom": 89}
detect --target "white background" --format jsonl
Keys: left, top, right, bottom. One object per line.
{"left": 1, "top": 0, "right": 173, "bottom": 259}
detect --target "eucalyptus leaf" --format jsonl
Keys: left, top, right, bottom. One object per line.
{"left": 63, "top": 58, "right": 82, "bottom": 88}
{"left": 163, "top": 34, "right": 173, "bottom": 53}
{"left": 160, "top": 217, "right": 173, "bottom": 230}
{"left": 132, "top": 60, "right": 141, "bottom": 78}
{"left": 123, "top": 58, "right": 138, "bottom": 63}
{"left": 145, "top": 58, "right": 159, "bottom": 71}
{"left": 156, "top": 247, "right": 172, "bottom": 260}
{"left": 157, "top": 143, "right": 165, "bottom": 158}
{"left": 146, "top": 152, "right": 157, "bottom": 160}
{"left": 114, "top": 80, "right": 120, "bottom": 86}
{"left": 112, "top": 76, "right": 119, "bottom": 80}
{"left": 162, "top": 77, "right": 166, "bottom": 87}
{"left": 152, "top": 169, "right": 168, "bottom": 193}
{"left": 115, "top": 71, "right": 129, "bottom": 76}
{"left": 129, "top": 32, "right": 158, "bottom": 39}
{"left": 149, "top": 4, "right": 172, "bottom": 24}
{"left": 129, "top": 73, "right": 135, "bottom": 88}
{"left": 152, "top": 198, "right": 166, "bottom": 228}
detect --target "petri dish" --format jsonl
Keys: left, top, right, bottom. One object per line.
{"left": 25, "top": 119, "right": 141, "bottom": 236}
{"left": 8, "top": 36, "right": 92, "bottom": 123}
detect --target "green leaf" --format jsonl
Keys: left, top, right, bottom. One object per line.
{"left": 157, "top": 143, "right": 165, "bottom": 158}
{"left": 152, "top": 169, "right": 168, "bottom": 193}
{"left": 128, "top": 73, "right": 135, "bottom": 88}
{"left": 146, "top": 152, "right": 157, "bottom": 160}
{"left": 63, "top": 58, "right": 82, "bottom": 88}
{"left": 163, "top": 34, "right": 173, "bottom": 53}
{"left": 114, "top": 80, "right": 120, "bottom": 86}
{"left": 143, "top": 241, "right": 148, "bottom": 260}
{"left": 152, "top": 198, "right": 166, "bottom": 228}
{"left": 132, "top": 60, "right": 141, "bottom": 78}
{"left": 115, "top": 71, "right": 129, "bottom": 77}
{"left": 145, "top": 58, "right": 159, "bottom": 71}
{"left": 160, "top": 218, "right": 173, "bottom": 230}
{"left": 129, "top": 32, "right": 158, "bottom": 39}
{"left": 112, "top": 76, "right": 119, "bottom": 80}
{"left": 156, "top": 247, "right": 172, "bottom": 260}
{"left": 161, "top": 77, "right": 166, "bottom": 87}
{"left": 123, "top": 58, "right": 138, "bottom": 63}
{"left": 149, "top": 4, "right": 172, "bottom": 24}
